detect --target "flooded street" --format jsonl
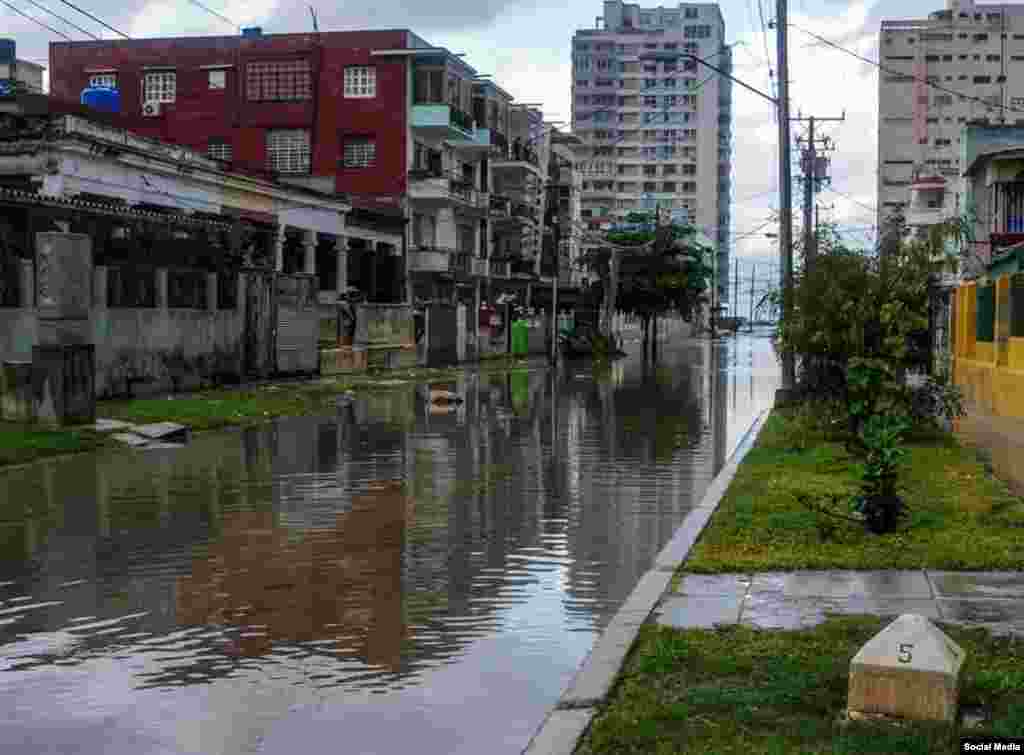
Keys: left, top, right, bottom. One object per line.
{"left": 0, "top": 329, "right": 779, "bottom": 755}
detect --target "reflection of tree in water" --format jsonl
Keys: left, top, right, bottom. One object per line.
{"left": 139, "top": 481, "right": 413, "bottom": 689}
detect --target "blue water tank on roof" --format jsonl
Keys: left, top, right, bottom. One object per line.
{"left": 80, "top": 86, "right": 121, "bottom": 114}
{"left": 0, "top": 39, "right": 15, "bottom": 64}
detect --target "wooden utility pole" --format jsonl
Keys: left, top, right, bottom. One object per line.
{"left": 774, "top": 0, "right": 795, "bottom": 392}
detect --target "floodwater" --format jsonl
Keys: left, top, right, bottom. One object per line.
{"left": 0, "top": 328, "right": 779, "bottom": 755}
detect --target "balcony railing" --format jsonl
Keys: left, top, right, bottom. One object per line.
{"left": 410, "top": 102, "right": 475, "bottom": 137}
{"left": 490, "top": 194, "right": 511, "bottom": 216}
{"left": 408, "top": 169, "right": 487, "bottom": 208}
{"left": 408, "top": 247, "right": 472, "bottom": 274}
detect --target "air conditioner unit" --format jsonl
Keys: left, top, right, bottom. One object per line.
{"left": 142, "top": 101, "right": 162, "bottom": 117}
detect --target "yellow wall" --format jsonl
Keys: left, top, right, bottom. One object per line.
{"left": 953, "top": 276, "right": 1024, "bottom": 419}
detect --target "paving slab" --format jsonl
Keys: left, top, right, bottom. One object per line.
{"left": 132, "top": 422, "right": 190, "bottom": 442}
{"left": 673, "top": 573, "right": 751, "bottom": 598}
{"left": 927, "top": 571, "right": 1024, "bottom": 599}
{"left": 93, "top": 418, "right": 135, "bottom": 433}
{"left": 111, "top": 433, "right": 151, "bottom": 448}
{"left": 937, "top": 598, "right": 1024, "bottom": 624}
{"left": 139, "top": 442, "right": 187, "bottom": 451}
{"left": 523, "top": 708, "right": 594, "bottom": 755}
{"left": 774, "top": 570, "right": 933, "bottom": 600}
{"left": 657, "top": 594, "right": 744, "bottom": 629}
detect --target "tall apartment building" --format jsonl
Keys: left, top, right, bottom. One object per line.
{"left": 572, "top": 0, "right": 733, "bottom": 304}
{"left": 877, "top": 0, "right": 1024, "bottom": 239}
{"left": 0, "top": 40, "right": 44, "bottom": 94}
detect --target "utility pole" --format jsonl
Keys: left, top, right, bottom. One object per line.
{"left": 773, "top": 0, "right": 795, "bottom": 393}
{"left": 748, "top": 263, "right": 755, "bottom": 332}
{"left": 793, "top": 113, "right": 843, "bottom": 270}
{"left": 733, "top": 258, "right": 739, "bottom": 325}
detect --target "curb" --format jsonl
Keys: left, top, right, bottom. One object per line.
{"left": 521, "top": 407, "right": 774, "bottom": 755}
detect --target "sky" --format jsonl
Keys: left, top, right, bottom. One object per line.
{"left": 3, "top": 0, "right": 967, "bottom": 295}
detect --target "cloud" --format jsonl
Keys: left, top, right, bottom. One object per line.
{"left": 267, "top": 0, "right": 543, "bottom": 33}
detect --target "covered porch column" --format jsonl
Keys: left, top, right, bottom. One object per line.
{"left": 274, "top": 225, "right": 287, "bottom": 272}
{"left": 336, "top": 235, "right": 349, "bottom": 298}
{"left": 303, "top": 230, "right": 316, "bottom": 276}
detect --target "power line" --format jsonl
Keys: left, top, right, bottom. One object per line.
{"left": 184, "top": 0, "right": 235, "bottom": 29}
{"left": 825, "top": 185, "right": 877, "bottom": 214}
{"left": 21, "top": 0, "right": 100, "bottom": 39}
{"left": 0, "top": 0, "right": 72, "bottom": 39}
{"left": 790, "top": 21, "right": 1024, "bottom": 117}
{"left": 52, "top": 0, "right": 129, "bottom": 38}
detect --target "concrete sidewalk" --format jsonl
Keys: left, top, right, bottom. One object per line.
{"left": 660, "top": 570, "right": 1024, "bottom": 637}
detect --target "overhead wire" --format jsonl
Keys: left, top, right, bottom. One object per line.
{"left": 183, "top": 0, "right": 235, "bottom": 29}
{"left": 52, "top": 0, "right": 129, "bottom": 38}
{"left": 790, "top": 21, "right": 1024, "bottom": 117}
{"left": 20, "top": 0, "right": 100, "bottom": 38}
{"left": 0, "top": 0, "right": 72, "bottom": 39}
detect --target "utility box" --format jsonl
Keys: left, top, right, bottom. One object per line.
{"left": 848, "top": 614, "right": 965, "bottom": 723}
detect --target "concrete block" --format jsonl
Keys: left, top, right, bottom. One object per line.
{"left": 112, "top": 433, "right": 151, "bottom": 448}
{"left": 31, "top": 344, "right": 96, "bottom": 426}
{"left": 2, "top": 360, "right": 34, "bottom": 422}
{"left": 928, "top": 571, "right": 1024, "bottom": 599}
{"left": 132, "top": 422, "right": 190, "bottom": 443}
{"left": 94, "top": 418, "right": 135, "bottom": 433}
{"left": 35, "top": 233, "right": 92, "bottom": 321}
{"left": 848, "top": 614, "right": 965, "bottom": 722}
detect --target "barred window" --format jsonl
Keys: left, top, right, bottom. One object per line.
{"left": 208, "top": 70, "right": 227, "bottom": 90}
{"left": 343, "top": 137, "right": 376, "bottom": 168}
{"left": 266, "top": 129, "right": 310, "bottom": 174}
{"left": 246, "top": 60, "right": 312, "bottom": 102}
{"left": 344, "top": 66, "right": 376, "bottom": 98}
{"left": 89, "top": 73, "right": 117, "bottom": 88}
{"left": 143, "top": 71, "right": 176, "bottom": 102}
{"left": 208, "top": 138, "right": 232, "bottom": 162}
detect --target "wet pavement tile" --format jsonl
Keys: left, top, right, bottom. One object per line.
{"left": 937, "top": 598, "right": 1024, "bottom": 624}
{"left": 739, "top": 596, "right": 835, "bottom": 630}
{"left": 656, "top": 595, "right": 743, "bottom": 629}
{"left": 927, "top": 571, "right": 1024, "bottom": 599}
{"left": 770, "top": 571, "right": 933, "bottom": 600}
{"left": 672, "top": 573, "right": 751, "bottom": 598}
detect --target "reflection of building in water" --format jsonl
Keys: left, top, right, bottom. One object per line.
{"left": 712, "top": 340, "right": 730, "bottom": 475}
{"left": 175, "top": 480, "right": 413, "bottom": 669}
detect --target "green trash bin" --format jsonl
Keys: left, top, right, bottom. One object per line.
{"left": 512, "top": 319, "right": 529, "bottom": 355}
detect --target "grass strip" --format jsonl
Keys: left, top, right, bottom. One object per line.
{"left": 683, "top": 410, "right": 1024, "bottom": 572}
{"left": 578, "top": 616, "right": 1024, "bottom": 755}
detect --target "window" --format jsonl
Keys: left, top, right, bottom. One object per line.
{"left": 664, "top": 42, "right": 678, "bottom": 50}
{"left": 143, "top": 71, "right": 176, "bottom": 103}
{"left": 343, "top": 65, "right": 376, "bottom": 98}
{"left": 987, "top": 54, "right": 1001, "bottom": 62}
{"left": 684, "top": 7, "right": 698, "bottom": 18}
{"left": 89, "top": 72, "right": 117, "bottom": 88}
{"left": 943, "top": 55, "right": 952, "bottom": 61}
{"left": 266, "top": 129, "right": 311, "bottom": 174}
{"left": 935, "top": 138, "right": 951, "bottom": 146}
{"left": 974, "top": 33, "right": 989, "bottom": 42}
{"left": 343, "top": 137, "right": 375, "bottom": 169}
{"left": 208, "top": 70, "right": 226, "bottom": 90}
{"left": 207, "top": 138, "right": 232, "bottom": 162}
{"left": 974, "top": 75, "right": 992, "bottom": 83}
{"left": 576, "top": 79, "right": 590, "bottom": 87}
{"left": 247, "top": 60, "right": 312, "bottom": 101}
{"left": 644, "top": 96, "right": 657, "bottom": 106}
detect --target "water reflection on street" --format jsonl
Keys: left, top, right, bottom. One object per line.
{"left": 0, "top": 329, "right": 779, "bottom": 755}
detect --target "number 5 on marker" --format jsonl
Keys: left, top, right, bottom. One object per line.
{"left": 897, "top": 643, "right": 913, "bottom": 663}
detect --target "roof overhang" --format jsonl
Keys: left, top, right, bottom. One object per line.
{"left": 963, "top": 147, "right": 1024, "bottom": 177}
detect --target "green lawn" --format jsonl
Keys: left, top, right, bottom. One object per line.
{"left": 0, "top": 423, "right": 109, "bottom": 467}
{"left": 683, "top": 411, "right": 1024, "bottom": 572}
{"left": 578, "top": 617, "right": 1024, "bottom": 755}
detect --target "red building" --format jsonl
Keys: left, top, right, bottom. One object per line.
{"left": 49, "top": 29, "right": 414, "bottom": 201}
{"left": 48, "top": 28, "right": 551, "bottom": 306}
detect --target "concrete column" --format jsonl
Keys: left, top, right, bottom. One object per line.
{"left": 18, "top": 258, "right": 34, "bottom": 309}
{"left": 155, "top": 268, "right": 168, "bottom": 309}
{"left": 207, "top": 272, "right": 218, "bottom": 312}
{"left": 93, "top": 266, "right": 108, "bottom": 309}
{"left": 275, "top": 226, "right": 287, "bottom": 272}
{"left": 304, "top": 230, "right": 317, "bottom": 276}
{"left": 336, "top": 235, "right": 348, "bottom": 297}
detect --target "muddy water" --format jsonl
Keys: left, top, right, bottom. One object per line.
{"left": 0, "top": 330, "right": 779, "bottom": 755}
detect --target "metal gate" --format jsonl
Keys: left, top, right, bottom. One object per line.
{"left": 276, "top": 273, "right": 319, "bottom": 375}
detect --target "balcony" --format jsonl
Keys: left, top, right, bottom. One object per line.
{"left": 408, "top": 169, "right": 488, "bottom": 210}
{"left": 490, "top": 142, "right": 545, "bottom": 179}
{"left": 489, "top": 260, "right": 511, "bottom": 278}
{"left": 407, "top": 247, "right": 471, "bottom": 275}
{"left": 450, "top": 127, "right": 494, "bottom": 154}
{"left": 411, "top": 103, "right": 475, "bottom": 141}
{"left": 906, "top": 206, "right": 950, "bottom": 228}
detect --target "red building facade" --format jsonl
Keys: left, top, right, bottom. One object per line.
{"left": 49, "top": 29, "right": 415, "bottom": 203}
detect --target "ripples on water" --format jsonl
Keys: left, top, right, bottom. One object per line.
{"left": 0, "top": 331, "right": 779, "bottom": 755}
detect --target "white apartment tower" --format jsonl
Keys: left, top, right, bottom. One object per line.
{"left": 878, "top": 0, "right": 1024, "bottom": 236}
{"left": 572, "top": 1, "right": 733, "bottom": 304}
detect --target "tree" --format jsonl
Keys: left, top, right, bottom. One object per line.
{"left": 578, "top": 211, "right": 712, "bottom": 354}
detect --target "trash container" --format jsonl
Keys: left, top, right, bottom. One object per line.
{"left": 512, "top": 319, "right": 529, "bottom": 355}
